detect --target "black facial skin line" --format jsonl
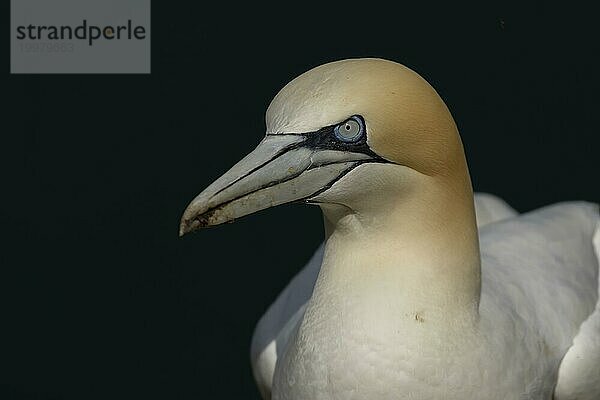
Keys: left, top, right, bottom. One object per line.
{"left": 267, "top": 115, "right": 387, "bottom": 161}
{"left": 304, "top": 115, "right": 383, "bottom": 159}
{"left": 212, "top": 115, "right": 389, "bottom": 199}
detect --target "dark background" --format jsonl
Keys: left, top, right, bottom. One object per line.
{"left": 2, "top": 3, "right": 599, "bottom": 400}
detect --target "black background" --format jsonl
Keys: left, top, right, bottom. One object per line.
{"left": 2, "top": 3, "right": 599, "bottom": 400}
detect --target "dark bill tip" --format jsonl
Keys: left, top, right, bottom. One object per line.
{"left": 179, "top": 209, "right": 215, "bottom": 237}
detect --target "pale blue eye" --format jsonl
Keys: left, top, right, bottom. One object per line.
{"left": 334, "top": 116, "right": 364, "bottom": 142}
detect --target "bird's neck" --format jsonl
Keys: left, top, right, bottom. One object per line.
{"left": 273, "top": 167, "right": 483, "bottom": 399}
{"left": 316, "top": 170, "right": 481, "bottom": 328}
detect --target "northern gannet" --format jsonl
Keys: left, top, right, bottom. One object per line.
{"left": 180, "top": 59, "right": 600, "bottom": 400}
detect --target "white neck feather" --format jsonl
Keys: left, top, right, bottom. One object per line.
{"left": 272, "top": 163, "right": 483, "bottom": 400}
{"left": 317, "top": 171, "right": 481, "bottom": 328}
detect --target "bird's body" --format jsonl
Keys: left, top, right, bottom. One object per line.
{"left": 252, "top": 199, "right": 599, "bottom": 400}
{"left": 181, "top": 59, "right": 600, "bottom": 399}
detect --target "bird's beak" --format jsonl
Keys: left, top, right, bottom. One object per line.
{"left": 179, "top": 134, "right": 375, "bottom": 235}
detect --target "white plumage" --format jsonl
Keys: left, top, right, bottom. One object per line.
{"left": 180, "top": 58, "right": 599, "bottom": 399}
{"left": 251, "top": 196, "right": 599, "bottom": 399}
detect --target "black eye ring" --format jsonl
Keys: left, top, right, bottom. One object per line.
{"left": 333, "top": 116, "right": 364, "bottom": 143}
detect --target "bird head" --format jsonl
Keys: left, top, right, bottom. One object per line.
{"left": 179, "top": 58, "right": 471, "bottom": 236}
